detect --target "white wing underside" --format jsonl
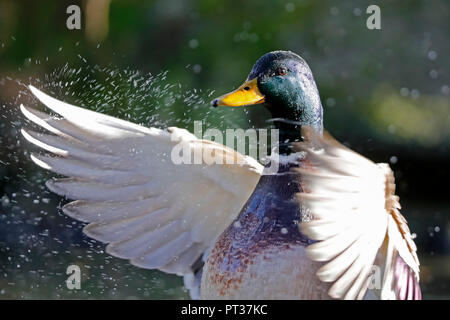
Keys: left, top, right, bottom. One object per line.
{"left": 20, "top": 85, "right": 263, "bottom": 298}
{"left": 296, "top": 130, "right": 420, "bottom": 300}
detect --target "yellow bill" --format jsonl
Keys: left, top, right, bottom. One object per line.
{"left": 211, "top": 77, "right": 265, "bottom": 107}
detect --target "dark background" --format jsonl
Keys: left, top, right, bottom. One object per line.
{"left": 0, "top": 0, "right": 449, "bottom": 299}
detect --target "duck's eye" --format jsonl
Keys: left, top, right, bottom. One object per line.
{"left": 277, "top": 68, "right": 287, "bottom": 76}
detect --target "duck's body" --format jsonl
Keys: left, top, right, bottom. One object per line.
{"left": 20, "top": 50, "right": 421, "bottom": 300}
{"left": 202, "top": 161, "right": 330, "bottom": 299}
{"left": 202, "top": 51, "right": 329, "bottom": 298}
{"left": 203, "top": 239, "right": 329, "bottom": 299}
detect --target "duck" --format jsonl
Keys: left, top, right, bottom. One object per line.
{"left": 20, "top": 50, "right": 421, "bottom": 300}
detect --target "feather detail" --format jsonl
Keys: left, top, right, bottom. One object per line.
{"left": 294, "top": 127, "right": 421, "bottom": 300}
{"left": 21, "top": 85, "right": 264, "bottom": 298}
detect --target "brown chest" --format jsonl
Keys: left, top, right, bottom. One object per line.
{"left": 201, "top": 234, "right": 330, "bottom": 299}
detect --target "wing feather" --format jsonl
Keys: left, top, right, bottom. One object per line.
{"left": 295, "top": 128, "right": 420, "bottom": 300}
{"left": 21, "top": 85, "right": 264, "bottom": 298}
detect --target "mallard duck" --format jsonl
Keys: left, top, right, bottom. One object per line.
{"left": 20, "top": 50, "right": 420, "bottom": 300}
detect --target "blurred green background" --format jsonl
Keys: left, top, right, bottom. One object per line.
{"left": 0, "top": 0, "right": 449, "bottom": 299}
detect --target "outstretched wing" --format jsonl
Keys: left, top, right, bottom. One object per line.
{"left": 294, "top": 129, "right": 420, "bottom": 300}
{"left": 21, "top": 85, "right": 263, "bottom": 298}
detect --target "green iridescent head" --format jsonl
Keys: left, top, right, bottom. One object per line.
{"left": 212, "top": 50, "right": 323, "bottom": 131}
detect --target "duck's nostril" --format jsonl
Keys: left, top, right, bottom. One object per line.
{"left": 244, "top": 86, "right": 250, "bottom": 91}
{"left": 211, "top": 99, "right": 219, "bottom": 107}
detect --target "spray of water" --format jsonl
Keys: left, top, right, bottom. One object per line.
{"left": 0, "top": 57, "right": 249, "bottom": 299}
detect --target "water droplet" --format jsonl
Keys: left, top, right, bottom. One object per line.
{"left": 388, "top": 124, "right": 396, "bottom": 134}
{"left": 1, "top": 195, "right": 10, "bottom": 206}
{"left": 192, "top": 64, "right": 202, "bottom": 74}
{"left": 353, "top": 8, "right": 362, "bottom": 16}
{"left": 285, "top": 3, "right": 295, "bottom": 12}
{"left": 330, "top": 7, "right": 339, "bottom": 15}
{"left": 400, "top": 87, "right": 409, "bottom": 96}
{"left": 188, "top": 39, "right": 199, "bottom": 49}
{"left": 429, "top": 69, "right": 438, "bottom": 79}
{"left": 326, "top": 98, "right": 335, "bottom": 107}
{"left": 410, "top": 89, "right": 420, "bottom": 99}
{"left": 427, "top": 50, "right": 437, "bottom": 60}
